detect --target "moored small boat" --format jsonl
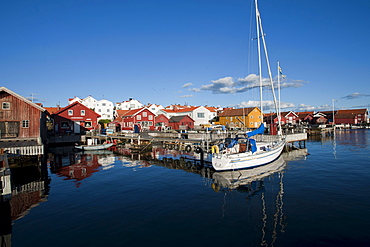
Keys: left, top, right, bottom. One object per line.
{"left": 74, "top": 143, "right": 114, "bottom": 151}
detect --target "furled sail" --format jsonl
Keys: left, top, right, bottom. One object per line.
{"left": 246, "top": 124, "right": 265, "bottom": 138}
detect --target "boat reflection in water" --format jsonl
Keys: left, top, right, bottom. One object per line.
{"left": 125, "top": 145, "right": 307, "bottom": 247}
{"left": 211, "top": 155, "right": 286, "bottom": 191}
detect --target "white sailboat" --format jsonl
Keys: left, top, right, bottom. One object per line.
{"left": 211, "top": 0, "right": 286, "bottom": 171}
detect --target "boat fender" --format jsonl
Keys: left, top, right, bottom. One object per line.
{"left": 211, "top": 145, "right": 219, "bottom": 154}
{"left": 195, "top": 147, "right": 202, "bottom": 154}
{"left": 185, "top": 145, "right": 192, "bottom": 152}
{"left": 168, "top": 144, "right": 173, "bottom": 150}
{"left": 218, "top": 143, "right": 224, "bottom": 151}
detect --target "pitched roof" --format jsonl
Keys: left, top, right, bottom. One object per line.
{"left": 0, "top": 86, "right": 46, "bottom": 112}
{"left": 44, "top": 106, "right": 62, "bottom": 114}
{"left": 336, "top": 109, "right": 368, "bottom": 115}
{"left": 169, "top": 115, "right": 194, "bottom": 123}
{"left": 218, "top": 107, "right": 259, "bottom": 117}
{"left": 335, "top": 109, "right": 368, "bottom": 119}
{"left": 52, "top": 101, "right": 101, "bottom": 117}
{"left": 116, "top": 109, "right": 130, "bottom": 117}
{"left": 121, "top": 108, "right": 144, "bottom": 117}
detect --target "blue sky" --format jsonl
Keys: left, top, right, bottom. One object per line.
{"left": 1, "top": 0, "right": 370, "bottom": 112}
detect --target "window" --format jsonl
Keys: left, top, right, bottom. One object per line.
{"left": 85, "top": 121, "right": 92, "bottom": 127}
{"left": 81, "top": 110, "right": 85, "bottom": 116}
{"left": 22, "top": 120, "right": 29, "bottom": 128}
{"left": 107, "top": 109, "right": 110, "bottom": 112}
{"left": 250, "top": 115, "right": 253, "bottom": 118}
{"left": 143, "top": 112, "right": 147, "bottom": 117}
{"left": 102, "top": 103, "right": 106, "bottom": 106}
{"left": 137, "top": 115, "right": 141, "bottom": 120}
{"left": 98, "top": 109, "right": 102, "bottom": 112}
{"left": 148, "top": 115, "right": 153, "bottom": 120}
{"left": 68, "top": 110, "right": 73, "bottom": 116}
{"left": 61, "top": 122, "right": 69, "bottom": 128}
{"left": 149, "top": 122, "right": 153, "bottom": 126}
{"left": 2, "top": 102, "right": 10, "bottom": 109}
{"left": 197, "top": 112, "right": 205, "bottom": 118}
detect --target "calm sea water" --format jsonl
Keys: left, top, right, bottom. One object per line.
{"left": 3, "top": 129, "right": 370, "bottom": 246}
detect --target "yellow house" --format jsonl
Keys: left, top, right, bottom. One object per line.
{"left": 218, "top": 107, "right": 262, "bottom": 129}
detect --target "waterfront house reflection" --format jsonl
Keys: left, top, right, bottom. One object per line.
{"left": 1, "top": 155, "right": 50, "bottom": 247}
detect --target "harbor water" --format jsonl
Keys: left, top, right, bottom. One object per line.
{"left": 2, "top": 129, "right": 370, "bottom": 246}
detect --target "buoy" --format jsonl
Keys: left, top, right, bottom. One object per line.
{"left": 211, "top": 145, "right": 220, "bottom": 154}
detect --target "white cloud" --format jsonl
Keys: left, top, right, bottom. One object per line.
{"left": 190, "top": 74, "right": 306, "bottom": 94}
{"left": 179, "top": 94, "right": 194, "bottom": 98}
{"left": 297, "top": 103, "right": 330, "bottom": 111}
{"left": 235, "top": 100, "right": 295, "bottom": 111}
{"left": 341, "top": 92, "right": 370, "bottom": 100}
{"left": 182, "top": 83, "right": 193, "bottom": 88}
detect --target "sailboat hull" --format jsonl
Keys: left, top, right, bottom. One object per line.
{"left": 211, "top": 139, "right": 285, "bottom": 171}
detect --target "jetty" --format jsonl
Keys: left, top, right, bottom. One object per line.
{"left": 72, "top": 130, "right": 308, "bottom": 154}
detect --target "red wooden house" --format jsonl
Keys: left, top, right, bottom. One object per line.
{"left": 281, "top": 111, "right": 299, "bottom": 125}
{"left": 119, "top": 107, "right": 156, "bottom": 131}
{"left": 264, "top": 112, "right": 286, "bottom": 125}
{"left": 0, "top": 87, "right": 47, "bottom": 144}
{"left": 52, "top": 102, "right": 101, "bottom": 134}
{"left": 168, "top": 115, "right": 195, "bottom": 130}
{"left": 296, "top": 111, "right": 314, "bottom": 124}
{"left": 334, "top": 109, "right": 369, "bottom": 125}
{"left": 155, "top": 114, "right": 169, "bottom": 131}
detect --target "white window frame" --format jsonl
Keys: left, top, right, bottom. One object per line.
{"left": 2, "top": 102, "right": 10, "bottom": 109}
{"left": 22, "top": 120, "right": 29, "bottom": 128}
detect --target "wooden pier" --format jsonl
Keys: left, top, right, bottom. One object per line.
{"left": 78, "top": 131, "right": 308, "bottom": 154}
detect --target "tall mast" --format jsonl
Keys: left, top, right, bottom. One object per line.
{"left": 255, "top": 0, "right": 281, "bottom": 134}
{"left": 255, "top": 0, "right": 263, "bottom": 124}
{"left": 277, "top": 61, "right": 282, "bottom": 134}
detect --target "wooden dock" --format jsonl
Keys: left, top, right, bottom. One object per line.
{"left": 78, "top": 131, "right": 308, "bottom": 154}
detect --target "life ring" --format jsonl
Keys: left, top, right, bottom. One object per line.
{"left": 185, "top": 145, "right": 192, "bottom": 152}
{"left": 195, "top": 147, "right": 202, "bottom": 154}
{"left": 211, "top": 145, "right": 219, "bottom": 154}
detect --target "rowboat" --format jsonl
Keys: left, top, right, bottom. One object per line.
{"left": 74, "top": 143, "right": 114, "bottom": 151}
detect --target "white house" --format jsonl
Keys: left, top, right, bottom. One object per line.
{"left": 81, "top": 95, "right": 97, "bottom": 109}
{"left": 95, "top": 99, "right": 114, "bottom": 120}
{"left": 158, "top": 106, "right": 214, "bottom": 127}
{"left": 116, "top": 98, "right": 143, "bottom": 110}
{"left": 68, "top": 96, "right": 81, "bottom": 105}
{"left": 146, "top": 103, "right": 164, "bottom": 115}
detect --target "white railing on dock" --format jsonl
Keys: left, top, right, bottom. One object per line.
{"left": 4, "top": 145, "right": 44, "bottom": 155}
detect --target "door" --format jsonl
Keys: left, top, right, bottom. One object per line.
{"left": 74, "top": 121, "right": 81, "bottom": 134}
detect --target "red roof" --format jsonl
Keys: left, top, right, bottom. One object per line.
{"left": 44, "top": 106, "right": 62, "bottom": 114}
{"left": 52, "top": 101, "right": 101, "bottom": 117}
